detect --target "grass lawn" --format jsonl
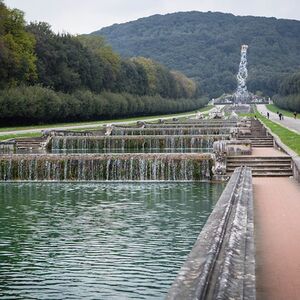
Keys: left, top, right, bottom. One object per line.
{"left": 0, "top": 132, "right": 41, "bottom": 142}
{"left": 266, "top": 104, "right": 297, "bottom": 119}
{"left": 0, "top": 105, "right": 213, "bottom": 133}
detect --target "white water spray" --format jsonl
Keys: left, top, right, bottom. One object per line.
{"left": 235, "top": 45, "right": 249, "bottom": 103}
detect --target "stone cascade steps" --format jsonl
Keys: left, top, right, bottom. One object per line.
{"left": 227, "top": 156, "right": 293, "bottom": 177}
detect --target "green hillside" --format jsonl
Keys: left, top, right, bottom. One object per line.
{"left": 92, "top": 11, "right": 300, "bottom": 97}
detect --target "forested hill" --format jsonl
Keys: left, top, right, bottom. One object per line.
{"left": 92, "top": 11, "right": 300, "bottom": 97}
{"left": 0, "top": 1, "right": 207, "bottom": 126}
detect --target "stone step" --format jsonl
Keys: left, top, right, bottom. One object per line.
{"left": 250, "top": 144, "right": 273, "bottom": 148}
{"left": 237, "top": 137, "right": 273, "bottom": 140}
{"left": 16, "top": 138, "right": 44, "bottom": 142}
{"left": 251, "top": 144, "right": 273, "bottom": 146}
{"left": 227, "top": 163, "right": 291, "bottom": 168}
{"left": 237, "top": 137, "right": 271, "bottom": 140}
{"left": 250, "top": 141, "right": 273, "bottom": 143}
{"left": 227, "top": 156, "right": 290, "bottom": 161}
{"left": 251, "top": 142, "right": 274, "bottom": 144}
{"left": 228, "top": 161, "right": 291, "bottom": 165}
{"left": 16, "top": 142, "right": 41, "bottom": 145}
{"left": 227, "top": 171, "right": 293, "bottom": 177}
{"left": 227, "top": 167, "right": 292, "bottom": 172}
{"left": 250, "top": 140, "right": 273, "bottom": 142}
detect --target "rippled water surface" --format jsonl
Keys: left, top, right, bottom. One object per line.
{"left": 0, "top": 183, "right": 224, "bottom": 299}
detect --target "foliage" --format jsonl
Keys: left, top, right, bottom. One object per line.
{"left": 0, "top": 1, "right": 203, "bottom": 126}
{"left": 27, "top": 22, "right": 106, "bottom": 93}
{"left": 0, "top": 1, "right": 37, "bottom": 88}
{"left": 93, "top": 11, "right": 300, "bottom": 97}
{"left": 76, "top": 35, "right": 121, "bottom": 90}
{"left": 273, "top": 71, "right": 300, "bottom": 112}
{"left": 0, "top": 86, "right": 208, "bottom": 125}
{"left": 25, "top": 22, "right": 199, "bottom": 99}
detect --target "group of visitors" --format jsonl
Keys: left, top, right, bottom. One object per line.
{"left": 266, "top": 110, "right": 298, "bottom": 120}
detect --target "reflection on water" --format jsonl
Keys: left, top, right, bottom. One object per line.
{"left": 0, "top": 182, "right": 224, "bottom": 299}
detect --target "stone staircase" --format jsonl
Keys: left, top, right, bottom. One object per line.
{"left": 247, "top": 137, "right": 274, "bottom": 147}
{"left": 15, "top": 137, "right": 46, "bottom": 151}
{"left": 226, "top": 156, "right": 293, "bottom": 177}
{"left": 237, "top": 119, "right": 273, "bottom": 148}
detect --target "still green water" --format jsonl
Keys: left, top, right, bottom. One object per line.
{"left": 0, "top": 183, "right": 224, "bottom": 299}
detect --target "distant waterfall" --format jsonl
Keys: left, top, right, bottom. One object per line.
{"left": 0, "top": 154, "right": 213, "bottom": 181}
{"left": 111, "top": 128, "right": 232, "bottom": 136}
{"left": 51, "top": 135, "right": 230, "bottom": 153}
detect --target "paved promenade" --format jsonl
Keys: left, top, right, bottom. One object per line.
{"left": 252, "top": 147, "right": 300, "bottom": 300}
{"left": 257, "top": 104, "right": 300, "bottom": 133}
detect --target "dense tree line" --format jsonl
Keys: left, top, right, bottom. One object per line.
{"left": 95, "top": 11, "right": 300, "bottom": 98}
{"left": 0, "top": 86, "right": 208, "bottom": 125}
{"left": 273, "top": 72, "right": 300, "bottom": 112}
{"left": 0, "top": 1, "right": 203, "bottom": 125}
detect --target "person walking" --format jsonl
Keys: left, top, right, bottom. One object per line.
{"left": 294, "top": 112, "right": 297, "bottom": 119}
{"left": 279, "top": 113, "right": 282, "bottom": 120}
{"left": 267, "top": 112, "right": 270, "bottom": 119}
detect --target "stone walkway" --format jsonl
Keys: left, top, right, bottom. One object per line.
{"left": 252, "top": 146, "right": 300, "bottom": 300}
{"left": 254, "top": 177, "right": 300, "bottom": 300}
{"left": 251, "top": 147, "right": 288, "bottom": 157}
{"left": 257, "top": 104, "right": 300, "bottom": 134}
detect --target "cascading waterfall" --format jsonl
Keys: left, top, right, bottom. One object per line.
{"left": 0, "top": 154, "right": 213, "bottom": 181}
{"left": 163, "top": 120, "right": 238, "bottom": 125}
{"left": 111, "top": 127, "right": 232, "bottom": 136}
{"left": 51, "top": 135, "right": 230, "bottom": 153}
{"left": 144, "top": 124, "right": 236, "bottom": 128}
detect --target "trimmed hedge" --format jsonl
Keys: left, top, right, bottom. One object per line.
{"left": 0, "top": 86, "right": 208, "bottom": 125}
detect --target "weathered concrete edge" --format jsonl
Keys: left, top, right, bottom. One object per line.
{"left": 166, "top": 167, "right": 256, "bottom": 299}
{"left": 258, "top": 119, "right": 300, "bottom": 183}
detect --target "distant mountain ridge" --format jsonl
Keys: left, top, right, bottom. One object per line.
{"left": 92, "top": 11, "right": 300, "bottom": 97}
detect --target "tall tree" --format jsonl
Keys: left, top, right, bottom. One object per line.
{"left": 0, "top": 1, "right": 37, "bottom": 88}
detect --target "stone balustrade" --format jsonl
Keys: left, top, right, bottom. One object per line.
{"left": 167, "top": 166, "right": 255, "bottom": 299}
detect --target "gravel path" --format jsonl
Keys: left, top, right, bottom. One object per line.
{"left": 257, "top": 104, "right": 300, "bottom": 134}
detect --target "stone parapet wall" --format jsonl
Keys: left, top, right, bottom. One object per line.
{"left": 167, "top": 166, "right": 255, "bottom": 299}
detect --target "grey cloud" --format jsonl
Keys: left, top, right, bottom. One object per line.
{"left": 4, "top": 0, "right": 300, "bottom": 34}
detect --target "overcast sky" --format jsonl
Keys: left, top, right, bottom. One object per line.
{"left": 4, "top": 0, "right": 300, "bottom": 34}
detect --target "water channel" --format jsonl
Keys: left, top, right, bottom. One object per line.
{"left": 0, "top": 182, "right": 224, "bottom": 299}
